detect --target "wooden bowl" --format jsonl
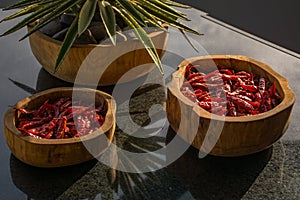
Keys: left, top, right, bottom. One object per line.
{"left": 28, "top": 24, "right": 168, "bottom": 86}
{"left": 4, "top": 87, "right": 116, "bottom": 167}
{"left": 167, "top": 55, "right": 295, "bottom": 156}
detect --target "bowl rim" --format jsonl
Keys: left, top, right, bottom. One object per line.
{"left": 28, "top": 22, "right": 168, "bottom": 48}
{"left": 4, "top": 87, "right": 116, "bottom": 145}
{"left": 168, "top": 55, "right": 296, "bottom": 122}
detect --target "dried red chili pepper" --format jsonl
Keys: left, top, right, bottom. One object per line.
{"left": 187, "top": 72, "right": 206, "bottom": 80}
{"left": 181, "top": 64, "right": 282, "bottom": 116}
{"left": 259, "top": 77, "right": 266, "bottom": 94}
{"left": 15, "top": 97, "right": 106, "bottom": 139}
{"left": 219, "top": 69, "right": 233, "bottom": 75}
{"left": 55, "top": 116, "right": 67, "bottom": 139}
{"left": 188, "top": 75, "right": 205, "bottom": 84}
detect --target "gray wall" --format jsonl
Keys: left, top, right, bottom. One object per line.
{"left": 1, "top": 0, "right": 299, "bottom": 53}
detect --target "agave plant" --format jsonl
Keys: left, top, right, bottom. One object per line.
{"left": 0, "top": 0, "right": 199, "bottom": 74}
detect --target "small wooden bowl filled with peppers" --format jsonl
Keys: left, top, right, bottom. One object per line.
{"left": 167, "top": 55, "right": 295, "bottom": 156}
{"left": 4, "top": 87, "right": 116, "bottom": 167}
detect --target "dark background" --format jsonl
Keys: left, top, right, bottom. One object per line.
{"left": 176, "top": 0, "right": 300, "bottom": 54}
{"left": 1, "top": 0, "right": 300, "bottom": 54}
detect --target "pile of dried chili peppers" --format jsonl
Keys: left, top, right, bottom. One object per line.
{"left": 16, "top": 97, "right": 106, "bottom": 139}
{"left": 181, "top": 64, "right": 282, "bottom": 116}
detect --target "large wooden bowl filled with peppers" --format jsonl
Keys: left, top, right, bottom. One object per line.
{"left": 167, "top": 55, "right": 295, "bottom": 156}
{"left": 4, "top": 87, "right": 116, "bottom": 167}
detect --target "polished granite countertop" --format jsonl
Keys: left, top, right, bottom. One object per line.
{"left": 0, "top": 7, "right": 299, "bottom": 200}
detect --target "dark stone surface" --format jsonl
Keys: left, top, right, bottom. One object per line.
{"left": 52, "top": 28, "right": 68, "bottom": 41}
{"left": 40, "top": 18, "right": 64, "bottom": 37}
{"left": 175, "top": 0, "right": 300, "bottom": 54}
{"left": 89, "top": 22, "right": 108, "bottom": 42}
{"left": 74, "top": 29, "right": 98, "bottom": 44}
{"left": 1, "top": 0, "right": 299, "bottom": 53}
{"left": 0, "top": 7, "right": 299, "bottom": 200}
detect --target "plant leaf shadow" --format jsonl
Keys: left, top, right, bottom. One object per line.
{"left": 36, "top": 67, "right": 152, "bottom": 98}
{"left": 9, "top": 154, "right": 98, "bottom": 200}
{"left": 36, "top": 68, "right": 74, "bottom": 92}
{"left": 166, "top": 127, "right": 273, "bottom": 200}
{"left": 109, "top": 131, "right": 189, "bottom": 200}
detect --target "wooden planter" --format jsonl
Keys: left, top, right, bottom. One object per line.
{"left": 28, "top": 24, "right": 168, "bottom": 86}
{"left": 167, "top": 55, "right": 295, "bottom": 156}
{"left": 4, "top": 87, "right": 116, "bottom": 167}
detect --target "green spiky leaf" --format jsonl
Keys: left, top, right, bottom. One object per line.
{"left": 117, "top": 0, "right": 146, "bottom": 27}
{"left": 3, "top": 0, "right": 41, "bottom": 10}
{"left": 179, "top": 29, "right": 199, "bottom": 52}
{"left": 1, "top": 4, "right": 45, "bottom": 22}
{"left": 114, "top": 6, "right": 163, "bottom": 74}
{"left": 132, "top": 3, "right": 167, "bottom": 31}
{"left": 161, "top": 0, "right": 191, "bottom": 8}
{"left": 1, "top": 0, "right": 66, "bottom": 37}
{"left": 98, "top": 0, "right": 116, "bottom": 45}
{"left": 1, "top": 0, "right": 201, "bottom": 75}
{"left": 146, "top": 0, "right": 188, "bottom": 20}
{"left": 55, "top": 14, "right": 79, "bottom": 71}
{"left": 135, "top": 1, "right": 200, "bottom": 35}
{"left": 78, "top": 0, "right": 97, "bottom": 35}
{"left": 135, "top": 0, "right": 177, "bottom": 21}
{"left": 21, "top": 0, "right": 81, "bottom": 40}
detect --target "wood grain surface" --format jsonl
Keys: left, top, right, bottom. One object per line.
{"left": 28, "top": 24, "right": 168, "bottom": 86}
{"left": 4, "top": 87, "right": 116, "bottom": 167}
{"left": 167, "top": 55, "right": 295, "bottom": 156}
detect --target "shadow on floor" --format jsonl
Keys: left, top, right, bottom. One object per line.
{"left": 166, "top": 127, "right": 272, "bottom": 200}
{"left": 10, "top": 154, "right": 98, "bottom": 199}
